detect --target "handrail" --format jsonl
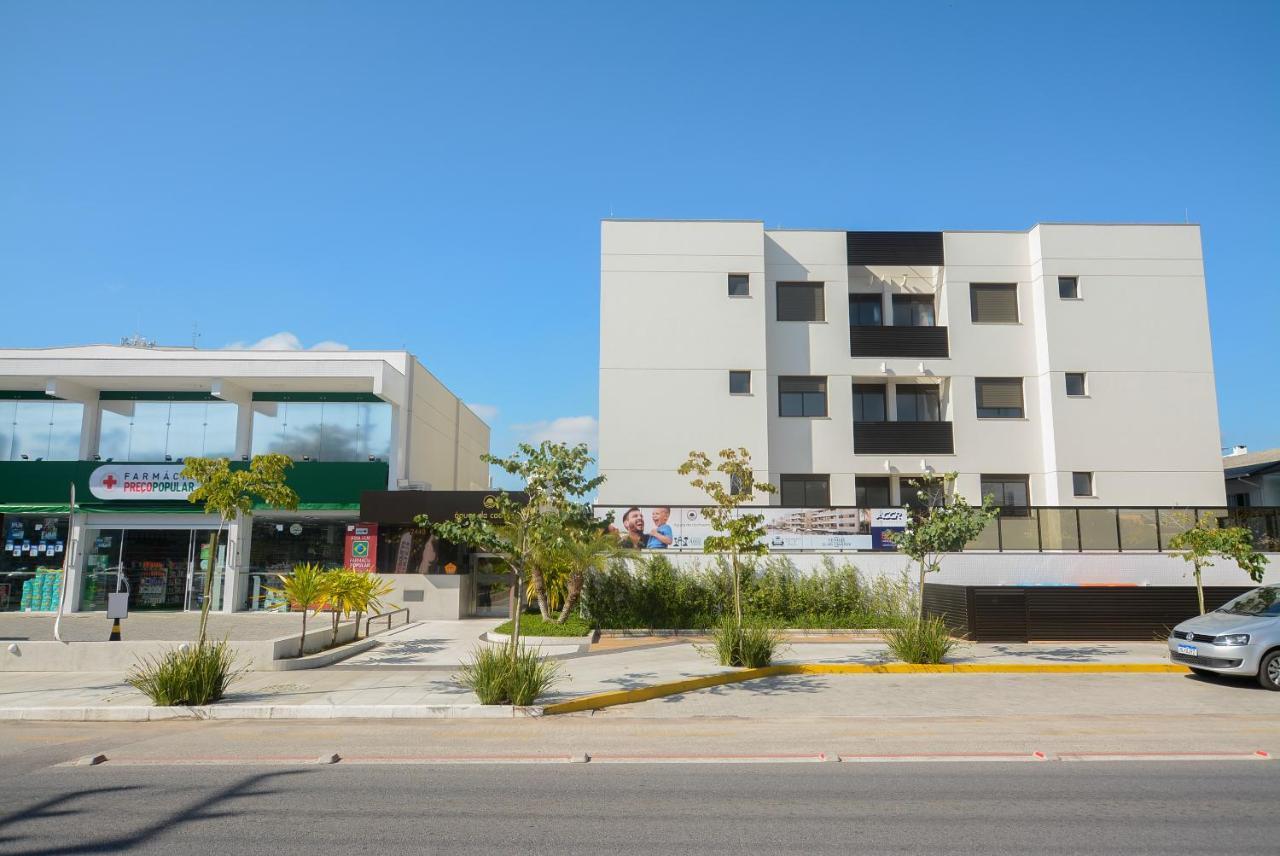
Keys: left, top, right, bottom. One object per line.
{"left": 365, "top": 607, "right": 410, "bottom": 636}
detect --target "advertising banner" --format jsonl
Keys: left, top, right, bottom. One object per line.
{"left": 869, "top": 507, "right": 909, "bottom": 551}
{"left": 595, "top": 505, "right": 878, "bottom": 552}
{"left": 344, "top": 523, "right": 379, "bottom": 572}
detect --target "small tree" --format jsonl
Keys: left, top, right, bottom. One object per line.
{"left": 678, "top": 448, "right": 776, "bottom": 630}
{"left": 1168, "top": 520, "right": 1269, "bottom": 615}
{"left": 182, "top": 455, "right": 299, "bottom": 644}
{"left": 416, "top": 441, "right": 603, "bottom": 654}
{"left": 265, "top": 562, "right": 329, "bottom": 656}
{"left": 888, "top": 472, "right": 998, "bottom": 617}
{"left": 347, "top": 571, "right": 396, "bottom": 639}
{"left": 556, "top": 529, "right": 622, "bottom": 623}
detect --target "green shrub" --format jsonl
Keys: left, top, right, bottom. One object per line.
{"left": 493, "top": 613, "right": 593, "bottom": 638}
{"left": 457, "top": 645, "right": 562, "bottom": 706}
{"left": 583, "top": 555, "right": 913, "bottom": 630}
{"left": 126, "top": 641, "right": 243, "bottom": 706}
{"left": 707, "top": 617, "right": 786, "bottom": 668}
{"left": 883, "top": 616, "right": 956, "bottom": 664}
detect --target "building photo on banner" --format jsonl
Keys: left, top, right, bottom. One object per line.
{"left": 594, "top": 505, "right": 908, "bottom": 552}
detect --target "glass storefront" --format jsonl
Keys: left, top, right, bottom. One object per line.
{"left": 250, "top": 400, "right": 391, "bottom": 462}
{"left": 471, "top": 555, "right": 511, "bottom": 618}
{"left": 0, "top": 400, "right": 83, "bottom": 461}
{"left": 80, "top": 527, "right": 226, "bottom": 612}
{"left": 1, "top": 513, "right": 71, "bottom": 612}
{"left": 98, "top": 400, "right": 237, "bottom": 461}
{"left": 242, "top": 517, "right": 350, "bottom": 611}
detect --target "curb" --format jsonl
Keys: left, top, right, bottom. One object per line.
{"left": 0, "top": 704, "right": 544, "bottom": 721}
{"left": 541, "top": 662, "right": 1191, "bottom": 714}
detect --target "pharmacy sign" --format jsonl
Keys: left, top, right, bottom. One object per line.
{"left": 88, "top": 465, "right": 199, "bottom": 501}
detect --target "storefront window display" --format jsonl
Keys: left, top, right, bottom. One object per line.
{"left": 374, "top": 524, "right": 460, "bottom": 575}
{"left": 243, "top": 518, "right": 351, "bottom": 611}
{"left": 0, "top": 400, "right": 83, "bottom": 461}
{"left": 80, "top": 527, "right": 226, "bottom": 612}
{"left": 0, "top": 513, "right": 70, "bottom": 612}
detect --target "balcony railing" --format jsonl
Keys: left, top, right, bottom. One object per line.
{"left": 850, "top": 325, "right": 949, "bottom": 358}
{"left": 854, "top": 420, "right": 954, "bottom": 454}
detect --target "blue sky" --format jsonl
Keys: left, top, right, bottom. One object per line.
{"left": 2, "top": 1, "right": 1278, "bottom": 482}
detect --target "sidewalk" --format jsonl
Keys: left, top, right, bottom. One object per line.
{"left": 0, "top": 639, "right": 1181, "bottom": 720}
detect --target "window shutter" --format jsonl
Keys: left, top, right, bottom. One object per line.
{"left": 969, "top": 284, "right": 1019, "bottom": 322}
{"left": 976, "top": 378, "right": 1023, "bottom": 410}
{"left": 777, "top": 283, "right": 826, "bottom": 321}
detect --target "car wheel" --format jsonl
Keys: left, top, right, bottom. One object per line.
{"left": 1257, "top": 651, "right": 1280, "bottom": 692}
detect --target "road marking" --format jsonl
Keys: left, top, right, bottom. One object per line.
{"left": 838, "top": 752, "right": 1048, "bottom": 763}
{"left": 1057, "top": 751, "right": 1273, "bottom": 762}
{"left": 587, "top": 753, "right": 829, "bottom": 764}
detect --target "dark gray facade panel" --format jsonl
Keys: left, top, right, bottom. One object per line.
{"left": 846, "top": 231, "right": 945, "bottom": 266}
{"left": 849, "top": 325, "right": 949, "bottom": 358}
{"left": 853, "top": 421, "right": 954, "bottom": 454}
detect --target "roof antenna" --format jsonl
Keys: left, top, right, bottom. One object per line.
{"left": 191, "top": 322, "right": 201, "bottom": 349}
{"left": 1185, "top": 208, "right": 1189, "bottom": 224}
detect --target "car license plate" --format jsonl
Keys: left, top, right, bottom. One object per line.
{"left": 1176, "top": 644, "right": 1197, "bottom": 656}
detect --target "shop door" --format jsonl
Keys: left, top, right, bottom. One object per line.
{"left": 471, "top": 554, "right": 512, "bottom": 618}
{"left": 184, "top": 529, "right": 226, "bottom": 612}
{"left": 80, "top": 528, "right": 226, "bottom": 613}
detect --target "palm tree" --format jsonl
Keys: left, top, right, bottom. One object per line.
{"left": 347, "top": 573, "right": 396, "bottom": 639}
{"left": 264, "top": 563, "right": 328, "bottom": 657}
{"left": 557, "top": 530, "right": 622, "bottom": 623}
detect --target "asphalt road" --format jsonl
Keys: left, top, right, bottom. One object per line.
{"left": 1, "top": 762, "right": 1276, "bottom": 855}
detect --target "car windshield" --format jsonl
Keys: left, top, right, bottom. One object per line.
{"left": 1217, "top": 586, "right": 1280, "bottom": 617}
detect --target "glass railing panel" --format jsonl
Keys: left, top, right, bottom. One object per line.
{"left": 1078, "top": 508, "right": 1119, "bottom": 551}
{"left": 1038, "top": 508, "right": 1080, "bottom": 551}
{"left": 1117, "top": 508, "right": 1159, "bottom": 551}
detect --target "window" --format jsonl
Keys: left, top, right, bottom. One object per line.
{"left": 728, "top": 274, "right": 750, "bottom": 297}
{"left": 1058, "top": 276, "right": 1079, "bottom": 299}
{"left": 780, "top": 474, "right": 830, "bottom": 507}
{"left": 892, "top": 295, "right": 936, "bottom": 327}
{"left": 975, "top": 378, "right": 1024, "bottom": 419}
{"left": 852, "top": 384, "right": 887, "bottom": 422}
{"left": 98, "top": 399, "right": 236, "bottom": 462}
{"left": 1065, "top": 372, "right": 1087, "bottom": 397}
{"left": 729, "top": 473, "right": 747, "bottom": 497}
{"left": 729, "top": 371, "right": 751, "bottom": 395}
{"left": 1072, "top": 471, "right": 1094, "bottom": 497}
{"left": 981, "top": 474, "right": 1030, "bottom": 509}
{"left": 1232, "top": 492, "right": 1251, "bottom": 508}
{"left": 969, "top": 283, "right": 1019, "bottom": 323}
{"left": 779, "top": 376, "right": 827, "bottom": 417}
{"left": 895, "top": 385, "right": 941, "bottom": 422}
{"left": 777, "top": 282, "right": 825, "bottom": 322}
{"left": 0, "top": 400, "right": 83, "bottom": 461}
{"left": 251, "top": 399, "right": 393, "bottom": 462}
{"left": 849, "top": 294, "right": 883, "bottom": 326}
{"left": 855, "top": 476, "right": 891, "bottom": 507}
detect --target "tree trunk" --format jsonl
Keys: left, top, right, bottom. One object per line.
{"left": 298, "top": 609, "right": 308, "bottom": 658}
{"left": 197, "top": 520, "right": 226, "bottom": 646}
{"left": 732, "top": 553, "right": 743, "bottom": 629}
{"left": 527, "top": 564, "right": 552, "bottom": 620}
{"left": 330, "top": 604, "right": 340, "bottom": 648}
{"left": 1195, "top": 564, "right": 1206, "bottom": 615}
{"left": 558, "top": 571, "right": 584, "bottom": 624}
{"left": 918, "top": 564, "right": 928, "bottom": 620}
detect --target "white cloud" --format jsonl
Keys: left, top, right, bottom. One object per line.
{"left": 511, "top": 415, "right": 598, "bottom": 450}
{"left": 225, "top": 331, "right": 350, "bottom": 351}
{"left": 465, "top": 403, "right": 499, "bottom": 424}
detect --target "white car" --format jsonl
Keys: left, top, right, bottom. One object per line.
{"left": 1168, "top": 584, "right": 1280, "bottom": 690}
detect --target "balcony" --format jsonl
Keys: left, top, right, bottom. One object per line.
{"left": 849, "top": 325, "right": 949, "bottom": 358}
{"left": 854, "top": 421, "right": 954, "bottom": 455}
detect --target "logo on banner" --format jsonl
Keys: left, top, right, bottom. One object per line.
{"left": 345, "top": 523, "right": 378, "bottom": 572}
{"left": 870, "top": 507, "right": 908, "bottom": 551}
{"left": 88, "top": 465, "right": 198, "bottom": 501}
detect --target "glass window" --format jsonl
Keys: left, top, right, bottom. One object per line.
{"left": 729, "top": 473, "right": 747, "bottom": 497}
{"left": 981, "top": 475, "right": 1029, "bottom": 509}
{"left": 892, "top": 295, "right": 936, "bottom": 327}
{"left": 975, "top": 378, "right": 1024, "bottom": 419}
{"left": 1065, "top": 372, "right": 1087, "bottom": 397}
{"left": 777, "top": 283, "right": 825, "bottom": 322}
{"left": 895, "top": 386, "right": 941, "bottom": 422}
{"left": 849, "top": 295, "right": 883, "bottom": 326}
{"left": 1058, "top": 276, "right": 1079, "bottom": 299}
{"left": 98, "top": 401, "right": 237, "bottom": 461}
{"left": 1072, "top": 471, "right": 1094, "bottom": 497}
{"left": 852, "top": 384, "right": 886, "bottom": 422}
{"left": 855, "top": 476, "right": 890, "bottom": 507}
{"left": 0, "top": 401, "right": 83, "bottom": 461}
{"left": 780, "top": 475, "right": 830, "bottom": 507}
{"left": 251, "top": 400, "right": 391, "bottom": 461}
{"left": 779, "top": 377, "right": 827, "bottom": 418}
{"left": 0, "top": 514, "right": 71, "bottom": 612}
{"left": 728, "top": 274, "right": 750, "bottom": 297}
{"left": 729, "top": 371, "right": 751, "bottom": 395}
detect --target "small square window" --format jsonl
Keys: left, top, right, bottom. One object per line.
{"left": 1065, "top": 372, "right": 1087, "bottom": 396}
{"left": 1072, "top": 471, "right": 1093, "bottom": 497}
{"left": 1058, "top": 276, "right": 1079, "bottom": 299}
{"left": 729, "top": 371, "right": 751, "bottom": 395}
{"left": 728, "top": 274, "right": 750, "bottom": 297}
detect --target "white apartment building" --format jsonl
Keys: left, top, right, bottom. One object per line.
{"left": 0, "top": 345, "right": 489, "bottom": 614}
{"left": 598, "top": 220, "right": 1226, "bottom": 509}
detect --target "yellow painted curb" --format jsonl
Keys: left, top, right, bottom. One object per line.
{"left": 541, "top": 662, "right": 1190, "bottom": 715}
